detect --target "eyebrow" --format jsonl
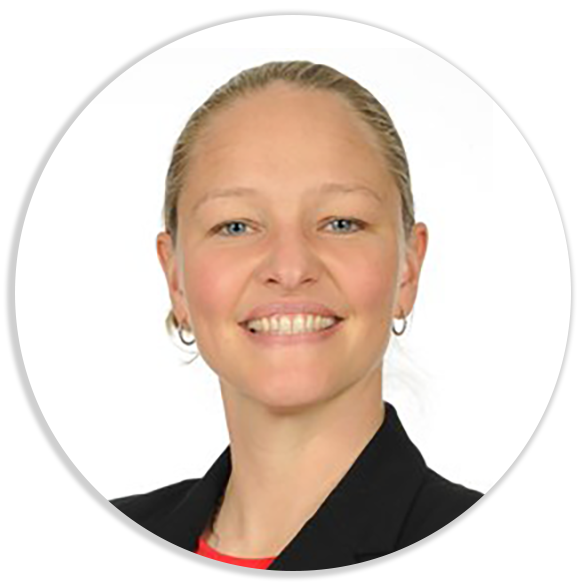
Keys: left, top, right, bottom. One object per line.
{"left": 189, "top": 182, "right": 384, "bottom": 216}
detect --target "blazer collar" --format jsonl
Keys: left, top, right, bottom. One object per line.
{"left": 155, "top": 401, "right": 427, "bottom": 570}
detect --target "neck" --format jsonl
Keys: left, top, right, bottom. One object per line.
{"left": 209, "top": 370, "right": 386, "bottom": 558}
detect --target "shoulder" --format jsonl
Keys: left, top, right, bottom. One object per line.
{"left": 414, "top": 469, "right": 484, "bottom": 518}
{"left": 110, "top": 478, "right": 200, "bottom": 528}
{"left": 397, "top": 469, "right": 493, "bottom": 572}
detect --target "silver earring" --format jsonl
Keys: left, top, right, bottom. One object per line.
{"left": 392, "top": 309, "right": 408, "bottom": 336}
{"left": 178, "top": 322, "right": 196, "bottom": 346}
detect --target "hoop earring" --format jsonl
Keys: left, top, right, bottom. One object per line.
{"left": 178, "top": 323, "right": 196, "bottom": 346}
{"left": 392, "top": 309, "right": 408, "bottom": 336}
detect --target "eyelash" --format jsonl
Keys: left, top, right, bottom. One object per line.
{"left": 211, "top": 217, "right": 368, "bottom": 238}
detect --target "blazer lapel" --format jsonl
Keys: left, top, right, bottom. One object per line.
{"left": 269, "top": 402, "right": 427, "bottom": 570}
{"left": 153, "top": 401, "right": 428, "bottom": 571}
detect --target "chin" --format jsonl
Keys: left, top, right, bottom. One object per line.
{"left": 247, "top": 381, "right": 336, "bottom": 415}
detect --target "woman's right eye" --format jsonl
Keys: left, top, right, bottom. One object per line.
{"left": 211, "top": 220, "right": 253, "bottom": 237}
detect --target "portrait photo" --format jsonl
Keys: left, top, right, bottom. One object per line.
{"left": 15, "top": 15, "right": 570, "bottom": 573}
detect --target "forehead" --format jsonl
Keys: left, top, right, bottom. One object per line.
{"left": 200, "top": 82, "right": 370, "bottom": 135}
{"left": 182, "top": 83, "right": 394, "bottom": 205}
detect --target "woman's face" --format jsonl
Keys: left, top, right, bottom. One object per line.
{"left": 158, "top": 82, "right": 427, "bottom": 411}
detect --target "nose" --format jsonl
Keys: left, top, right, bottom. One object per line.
{"left": 257, "top": 227, "right": 322, "bottom": 291}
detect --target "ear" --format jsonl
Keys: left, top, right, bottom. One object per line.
{"left": 156, "top": 231, "right": 189, "bottom": 326}
{"left": 394, "top": 222, "right": 429, "bottom": 318}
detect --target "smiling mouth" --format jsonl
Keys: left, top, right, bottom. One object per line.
{"left": 239, "top": 316, "right": 344, "bottom": 335}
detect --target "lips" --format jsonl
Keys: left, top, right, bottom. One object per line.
{"left": 240, "top": 315, "right": 345, "bottom": 344}
{"left": 238, "top": 316, "right": 344, "bottom": 337}
{"left": 239, "top": 302, "right": 345, "bottom": 324}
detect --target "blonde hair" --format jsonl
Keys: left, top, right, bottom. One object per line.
{"left": 162, "top": 60, "right": 416, "bottom": 341}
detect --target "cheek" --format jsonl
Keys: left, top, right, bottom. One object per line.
{"left": 182, "top": 252, "right": 240, "bottom": 320}
{"left": 342, "top": 247, "right": 399, "bottom": 310}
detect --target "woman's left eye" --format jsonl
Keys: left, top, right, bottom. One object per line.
{"left": 211, "top": 217, "right": 367, "bottom": 238}
{"left": 324, "top": 218, "right": 367, "bottom": 233}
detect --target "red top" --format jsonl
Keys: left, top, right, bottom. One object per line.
{"left": 195, "top": 536, "right": 277, "bottom": 569}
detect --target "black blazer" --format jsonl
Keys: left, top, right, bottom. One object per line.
{"left": 110, "top": 401, "right": 483, "bottom": 571}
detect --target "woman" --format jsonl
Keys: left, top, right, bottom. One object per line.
{"left": 111, "top": 60, "right": 483, "bottom": 571}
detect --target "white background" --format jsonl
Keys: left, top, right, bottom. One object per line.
{"left": 14, "top": 5, "right": 572, "bottom": 571}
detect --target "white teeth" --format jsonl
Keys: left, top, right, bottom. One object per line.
{"left": 245, "top": 314, "right": 338, "bottom": 335}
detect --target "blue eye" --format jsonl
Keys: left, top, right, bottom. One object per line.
{"left": 212, "top": 217, "right": 366, "bottom": 238}
{"left": 214, "top": 221, "right": 251, "bottom": 237}
{"left": 325, "top": 218, "right": 366, "bottom": 233}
